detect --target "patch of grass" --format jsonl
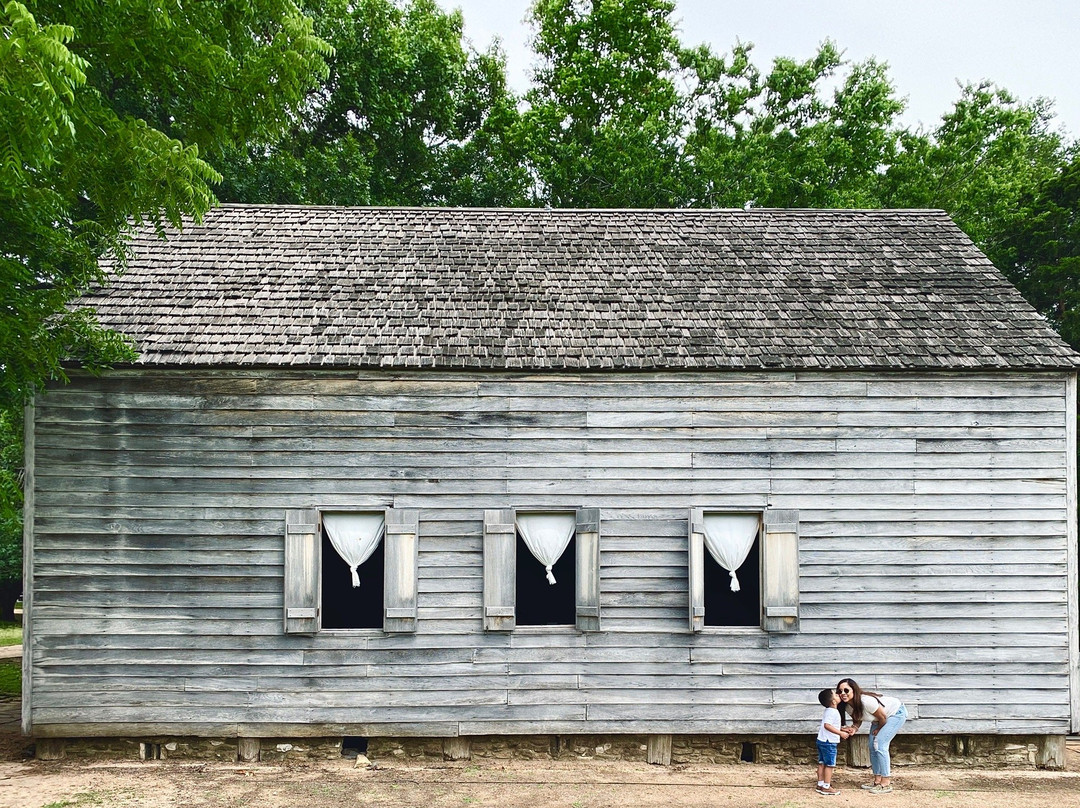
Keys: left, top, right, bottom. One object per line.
{"left": 0, "top": 620, "right": 21, "bottom": 647}
{"left": 935, "top": 791, "right": 958, "bottom": 798}
{"left": 0, "top": 659, "right": 20, "bottom": 697}
{"left": 41, "top": 794, "right": 104, "bottom": 808}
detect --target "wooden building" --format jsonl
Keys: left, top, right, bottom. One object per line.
{"left": 23, "top": 207, "right": 1080, "bottom": 762}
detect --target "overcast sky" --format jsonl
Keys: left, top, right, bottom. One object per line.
{"left": 438, "top": 0, "right": 1079, "bottom": 137}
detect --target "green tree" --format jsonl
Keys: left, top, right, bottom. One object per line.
{"left": 994, "top": 155, "right": 1080, "bottom": 349}
{"left": 521, "top": 0, "right": 697, "bottom": 207}
{"left": 217, "top": 0, "right": 528, "bottom": 206}
{"left": 686, "top": 42, "right": 905, "bottom": 208}
{"left": 1, "top": 0, "right": 331, "bottom": 408}
{"left": 0, "top": 408, "right": 21, "bottom": 621}
{"left": 1, "top": 0, "right": 331, "bottom": 616}
{"left": 882, "top": 82, "right": 1065, "bottom": 251}
{"left": 520, "top": 1, "right": 906, "bottom": 210}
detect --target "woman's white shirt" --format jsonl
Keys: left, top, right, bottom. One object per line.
{"left": 861, "top": 693, "right": 902, "bottom": 718}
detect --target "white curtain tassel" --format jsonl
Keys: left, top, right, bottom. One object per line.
{"left": 323, "top": 512, "right": 385, "bottom": 591}
{"left": 702, "top": 514, "right": 759, "bottom": 598}
{"left": 517, "top": 512, "right": 575, "bottom": 587}
{"left": 728, "top": 569, "right": 741, "bottom": 592}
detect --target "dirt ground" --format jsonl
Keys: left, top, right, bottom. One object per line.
{"left": 1, "top": 699, "right": 1079, "bottom": 808}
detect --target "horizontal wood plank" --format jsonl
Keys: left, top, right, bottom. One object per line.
{"left": 27, "top": 369, "right": 1074, "bottom": 738}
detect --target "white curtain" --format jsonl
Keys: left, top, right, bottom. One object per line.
{"left": 322, "top": 512, "right": 385, "bottom": 588}
{"left": 702, "top": 513, "right": 759, "bottom": 592}
{"left": 517, "top": 512, "right": 576, "bottom": 584}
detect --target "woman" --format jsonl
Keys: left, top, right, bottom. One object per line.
{"left": 836, "top": 678, "right": 908, "bottom": 794}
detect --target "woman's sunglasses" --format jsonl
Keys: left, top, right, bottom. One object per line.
{"left": 838, "top": 687, "right": 853, "bottom": 694}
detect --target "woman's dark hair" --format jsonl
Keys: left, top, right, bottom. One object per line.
{"left": 836, "top": 678, "right": 885, "bottom": 724}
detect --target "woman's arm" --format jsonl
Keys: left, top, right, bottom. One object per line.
{"left": 869, "top": 707, "right": 888, "bottom": 733}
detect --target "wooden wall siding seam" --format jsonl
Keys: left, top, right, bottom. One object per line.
{"left": 27, "top": 370, "right": 1076, "bottom": 735}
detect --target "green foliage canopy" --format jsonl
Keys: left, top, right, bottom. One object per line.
{"left": 0, "top": 407, "right": 20, "bottom": 580}
{"left": 883, "top": 82, "right": 1065, "bottom": 253}
{"left": 217, "top": 0, "right": 528, "bottom": 206}
{"left": 522, "top": 0, "right": 693, "bottom": 207}
{"left": 1, "top": 0, "right": 332, "bottom": 583}
{"left": 0, "top": 0, "right": 331, "bottom": 409}
{"left": 995, "top": 155, "right": 1080, "bottom": 347}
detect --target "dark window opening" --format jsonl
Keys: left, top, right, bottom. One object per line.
{"left": 342, "top": 737, "right": 369, "bottom": 758}
{"left": 515, "top": 534, "right": 576, "bottom": 626}
{"left": 740, "top": 741, "right": 757, "bottom": 762}
{"left": 704, "top": 533, "right": 760, "bottom": 627}
{"left": 321, "top": 529, "right": 384, "bottom": 629}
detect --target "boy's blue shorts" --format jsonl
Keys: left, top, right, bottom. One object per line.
{"left": 816, "top": 740, "right": 838, "bottom": 767}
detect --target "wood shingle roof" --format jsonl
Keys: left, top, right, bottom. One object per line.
{"left": 83, "top": 205, "right": 1080, "bottom": 371}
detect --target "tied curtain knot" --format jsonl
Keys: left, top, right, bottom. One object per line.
{"left": 323, "top": 512, "right": 385, "bottom": 589}
{"left": 702, "top": 513, "right": 760, "bottom": 593}
{"left": 517, "top": 512, "right": 576, "bottom": 585}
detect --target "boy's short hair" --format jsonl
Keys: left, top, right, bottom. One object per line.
{"left": 818, "top": 688, "right": 835, "bottom": 708}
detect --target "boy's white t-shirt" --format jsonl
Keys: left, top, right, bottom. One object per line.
{"left": 817, "top": 706, "right": 841, "bottom": 743}
{"left": 861, "top": 693, "right": 903, "bottom": 719}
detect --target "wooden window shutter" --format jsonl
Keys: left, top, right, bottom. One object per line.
{"left": 284, "top": 508, "right": 320, "bottom": 634}
{"left": 383, "top": 508, "right": 419, "bottom": 633}
{"left": 483, "top": 508, "right": 516, "bottom": 631}
{"left": 688, "top": 507, "right": 705, "bottom": 632}
{"left": 575, "top": 507, "right": 601, "bottom": 632}
{"left": 762, "top": 509, "right": 800, "bottom": 632}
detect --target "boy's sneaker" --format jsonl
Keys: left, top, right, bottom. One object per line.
{"left": 816, "top": 786, "right": 841, "bottom": 795}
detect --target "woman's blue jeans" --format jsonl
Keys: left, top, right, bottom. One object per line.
{"left": 869, "top": 704, "right": 908, "bottom": 777}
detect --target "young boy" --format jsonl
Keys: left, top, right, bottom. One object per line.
{"left": 816, "top": 688, "right": 849, "bottom": 795}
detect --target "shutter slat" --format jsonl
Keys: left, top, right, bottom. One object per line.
{"left": 383, "top": 508, "right": 419, "bottom": 633}
{"left": 688, "top": 507, "right": 705, "bottom": 632}
{"left": 284, "top": 508, "right": 320, "bottom": 635}
{"left": 575, "top": 507, "right": 601, "bottom": 632}
{"left": 483, "top": 509, "right": 516, "bottom": 630}
{"left": 762, "top": 509, "right": 800, "bottom": 633}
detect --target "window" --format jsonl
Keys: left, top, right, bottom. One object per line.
{"left": 483, "top": 508, "right": 601, "bottom": 632}
{"left": 321, "top": 511, "right": 385, "bottom": 629}
{"left": 515, "top": 512, "right": 577, "bottom": 626}
{"left": 283, "top": 508, "right": 418, "bottom": 634}
{"left": 703, "top": 515, "right": 760, "bottom": 627}
{"left": 688, "top": 508, "right": 799, "bottom": 632}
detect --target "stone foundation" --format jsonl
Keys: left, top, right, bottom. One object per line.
{"left": 368, "top": 734, "right": 649, "bottom": 762}
{"left": 41, "top": 733, "right": 1066, "bottom": 769}
{"left": 56, "top": 737, "right": 239, "bottom": 762}
{"left": 368, "top": 733, "right": 1063, "bottom": 768}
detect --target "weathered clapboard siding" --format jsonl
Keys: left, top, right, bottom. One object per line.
{"left": 26, "top": 369, "right": 1076, "bottom": 737}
